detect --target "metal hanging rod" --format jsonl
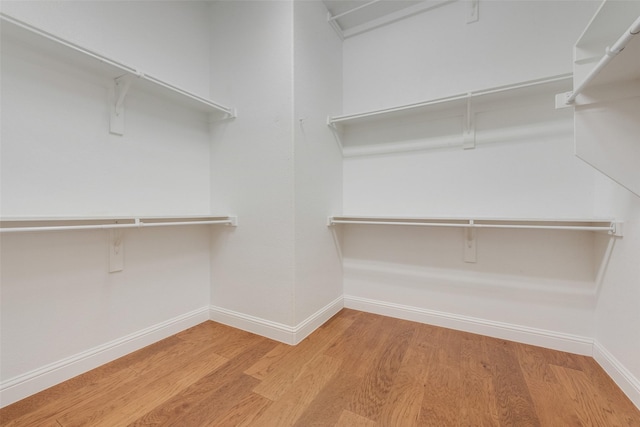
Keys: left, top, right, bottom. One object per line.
{"left": 565, "top": 14, "right": 640, "bottom": 105}
{"left": 0, "top": 216, "right": 237, "bottom": 233}
{"left": 328, "top": 216, "right": 621, "bottom": 235}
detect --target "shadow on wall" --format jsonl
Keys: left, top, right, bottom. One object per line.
{"left": 342, "top": 224, "right": 617, "bottom": 310}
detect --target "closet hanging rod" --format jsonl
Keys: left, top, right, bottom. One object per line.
{"left": 329, "top": 218, "right": 618, "bottom": 234}
{"left": 328, "top": 74, "right": 572, "bottom": 125}
{"left": 565, "top": 14, "right": 640, "bottom": 104}
{"left": 0, "top": 217, "right": 237, "bottom": 233}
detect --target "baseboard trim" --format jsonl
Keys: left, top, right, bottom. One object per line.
{"left": 209, "top": 296, "right": 344, "bottom": 345}
{"left": 593, "top": 340, "right": 640, "bottom": 409}
{"left": 0, "top": 307, "right": 209, "bottom": 408}
{"left": 344, "top": 295, "right": 593, "bottom": 356}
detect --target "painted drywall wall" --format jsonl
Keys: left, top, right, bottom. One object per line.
{"left": 342, "top": 0, "right": 600, "bottom": 113}
{"left": 593, "top": 177, "right": 640, "bottom": 407}
{"left": 340, "top": 0, "right": 604, "bottom": 352}
{"left": 0, "top": 1, "right": 211, "bottom": 97}
{"left": 0, "top": 2, "right": 214, "bottom": 406}
{"left": 293, "top": 1, "right": 343, "bottom": 326}
{"left": 208, "top": 1, "right": 344, "bottom": 335}
{"left": 208, "top": 1, "right": 297, "bottom": 327}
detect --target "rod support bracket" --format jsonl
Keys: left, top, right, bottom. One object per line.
{"left": 109, "top": 73, "right": 141, "bottom": 136}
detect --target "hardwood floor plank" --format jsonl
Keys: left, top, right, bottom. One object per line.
{"left": 128, "top": 337, "right": 278, "bottom": 426}
{"left": 458, "top": 333, "right": 500, "bottom": 426}
{"left": 206, "top": 392, "right": 273, "bottom": 427}
{"left": 246, "top": 354, "right": 342, "bottom": 427}
{"left": 56, "top": 346, "right": 228, "bottom": 426}
{"left": 334, "top": 410, "right": 377, "bottom": 427}
{"left": 248, "top": 314, "right": 353, "bottom": 401}
{"left": 347, "top": 318, "right": 415, "bottom": 422}
{"left": 551, "top": 364, "right": 624, "bottom": 426}
{"left": 486, "top": 339, "right": 541, "bottom": 426}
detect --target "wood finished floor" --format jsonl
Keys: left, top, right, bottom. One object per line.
{"left": 2, "top": 309, "right": 639, "bottom": 426}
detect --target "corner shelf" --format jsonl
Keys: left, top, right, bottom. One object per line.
{"left": 0, "top": 215, "right": 238, "bottom": 233}
{"left": 557, "top": 0, "right": 640, "bottom": 197}
{"left": 0, "top": 13, "right": 236, "bottom": 134}
{"left": 327, "top": 74, "right": 572, "bottom": 155}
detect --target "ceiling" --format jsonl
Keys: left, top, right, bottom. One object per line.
{"left": 322, "top": 0, "right": 455, "bottom": 38}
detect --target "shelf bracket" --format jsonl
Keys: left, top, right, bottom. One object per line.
{"left": 463, "top": 221, "right": 477, "bottom": 263}
{"left": 109, "top": 73, "right": 140, "bottom": 136}
{"left": 108, "top": 229, "right": 124, "bottom": 272}
{"left": 327, "top": 117, "right": 344, "bottom": 153}
{"left": 463, "top": 94, "right": 476, "bottom": 149}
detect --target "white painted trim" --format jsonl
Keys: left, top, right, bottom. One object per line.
{"left": 0, "top": 306, "right": 210, "bottom": 408}
{"left": 293, "top": 296, "right": 345, "bottom": 344}
{"left": 209, "top": 296, "right": 344, "bottom": 345}
{"left": 593, "top": 340, "right": 640, "bottom": 409}
{"left": 344, "top": 295, "right": 593, "bottom": 356}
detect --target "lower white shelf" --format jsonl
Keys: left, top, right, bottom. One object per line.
{"left": 0, "top": 215, "right": 238, "bottom": 233}
{"left": 328, "top": 215, "right": 621, "bottom": 236}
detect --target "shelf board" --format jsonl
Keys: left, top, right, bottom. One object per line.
{"left": 0, "top": 13, "right": 235, "bottom": 120}
{"left": 328, "top": 74, "right": 572, "bottom": 128}
{"left": 0, "top": 215, "right": 238, "bottom": 233}
{"left": 329, "top": 215, "right": 620, "bottom": 235}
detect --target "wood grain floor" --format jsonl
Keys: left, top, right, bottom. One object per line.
{"left": 2, "top": 309, "right": 639, "bottom": 426}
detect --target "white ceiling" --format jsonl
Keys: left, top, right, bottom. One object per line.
{"left": 322, "top": 0, "right": 455, "bottom": 38}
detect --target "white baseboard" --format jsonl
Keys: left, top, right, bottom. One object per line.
{"left": 0, "top": 307, "right": 210, "bottom": 409}
{"left": 593, "top": 340, "right": 640, "bottom": 409}
{"left": 209, "top": 296, "right": 343, "bottom": 345}
{"left": 344, "top": 295, "right": 593, "bottom": 356}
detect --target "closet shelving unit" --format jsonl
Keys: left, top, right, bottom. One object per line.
{"left": 327, "top": 74, "right": 573, "bottom": 154}
{"left": 0, "top": 216, "right": 238, "bottom": 233}
{"left": 0, "top": 13, "right": 236, "bottom": 135}
{"left": 328, "top": 216, "right": 620, "bottom": 234}
{"left": 329, "top": 216, "right": 621, "bottom": 263}
{"left": 556, "top": 1, "right": 640, "bottom": 197}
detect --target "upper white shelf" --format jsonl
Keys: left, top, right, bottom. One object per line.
{"left": 0, "top": 14, "right": 235, "bottom": 122}
{"left": 328, "top": 215, "right": 621, "bottom": 235}
{"left": 569, "top": 1, "right": 640, "bottom": 97}
{"left": 328, "top": 74, "right": 572, "bottom": 128}
{"left": 0, "top": 215, "right": 238, "bottom": 233}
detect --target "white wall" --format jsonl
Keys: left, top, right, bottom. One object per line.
{"left": 0, "top": 1, "right": 214, "bottom": 406}
{"left": 208, "top": 0, "right": 343, "bottom": 337}
{"left": 593, "top": 177, "right": 640, "bottom": 407}
{"left": 343, "top": 0, "right": 599, "bottom": 113}
{"left": 340, "top": 0, "right": 604, "bottom": 353}
{"left": 293, "top": 1, "right": 343, "bottom": 326}
{"left": 208, "top": 1, "right": 296, "bottom": 327}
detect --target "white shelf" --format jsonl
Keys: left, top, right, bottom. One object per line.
{"left": 329, "top": 215, "right": 621, "bottom": 235}
{"left": 327, "top": 74, "right": 572, "bottom": 155}
{"left": 565, "top": 1, "right": 640, "bottom": 198}
{"left": 0, "top": 14, "right": 236, "bottom": 128}
{"left": 328, "top": 74, "right": 572, "bottom": 128}
{"left": 0, "top": 215, "right": 238, "bottom": 233}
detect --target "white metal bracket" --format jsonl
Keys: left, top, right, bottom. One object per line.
{"left": 463, "top": 95, "right": 476, "bottom": 149}
{"left": 467, "top": 0, "right": 479, "bottom": 23}
{"left": 109, "top": 229, "right": 124, "bottom": 272}
{"left": 611, "top": 221, "right": 624, "bottom": 237}
{"left": 327, "top": 117, "right": 344, "bottom": 153}
{"left": 555, "top": 91, "right": 574, "bottom": 109}
{"left": 463, "top": 224, "right": 477, "bottom": 263}
{"left": 109, "top": 73, "right": 140, "bottom": 136}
